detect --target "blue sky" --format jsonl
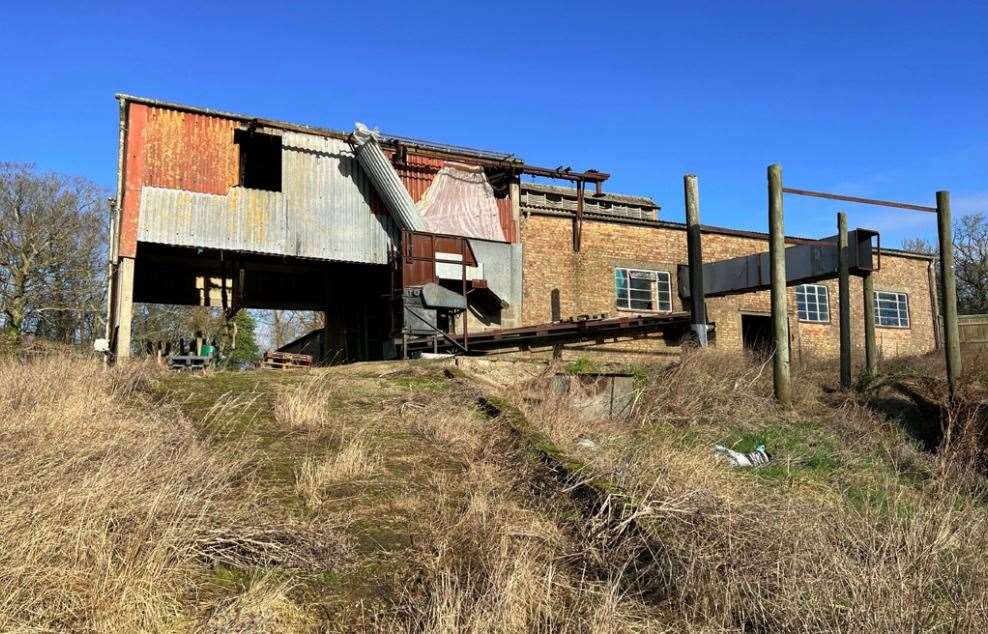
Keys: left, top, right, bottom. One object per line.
{"left": 2, "top": 1, "right": 986, "bottom": 247}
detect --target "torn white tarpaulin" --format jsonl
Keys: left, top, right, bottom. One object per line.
{"left": 351, "top": 123, "right": 427, "bottom": 232}
{"left": 417, "top": 163, "right": 506, "bottom": 242}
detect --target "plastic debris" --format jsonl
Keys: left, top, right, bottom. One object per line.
{"left": 576, "top": 437, "right": 600, "bottom": 452}
{"left": 713, "top": 444, "right": 771, "bottom": 468}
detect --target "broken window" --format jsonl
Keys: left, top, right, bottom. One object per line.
{"left": 234, "top": 129, "right": 282, "bottom": 192}
{"left": 615, "top": 268, "right": 671, "bottom": 312}
{"left": 874, "top": 291, "right": 910, "bottom": 328}
{"left": 796, "top": 284, "right": 830, "bottom": 323}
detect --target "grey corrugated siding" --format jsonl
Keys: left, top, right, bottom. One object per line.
{"left": 137, "top": 131, "right": 397, "bottom": 264}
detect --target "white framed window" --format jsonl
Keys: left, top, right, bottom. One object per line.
{"left": 614, "top": 268, "right": 672, "bottom": 312}
{"left": 874, "top": 291, "right": 910, "bottom": 328}
{"left": 796, "top": 284, "right": 830, "bottom": 323}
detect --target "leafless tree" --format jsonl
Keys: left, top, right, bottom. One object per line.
{"left": 0, "top": 163, "right": 107, "bottom": 344}
{"left": 903, "top": 213, "right": 988, "bottom": 315}
{"left": 954, "top": 213, "right": 988, "bottom": 314}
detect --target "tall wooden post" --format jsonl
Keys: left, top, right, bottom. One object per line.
{"left": 936, "top": 191, "right": 961, "bottom": 399}
{"left": 684, "top": 174, "right": 709, "bottom": 345}
{"left": 837, "top": 212, "right": 852, "bottom": 389}
{"left": 862, "top": 271, "right": 878, "bottom": 376}
{"left": 768, "top": 164, "right": 791, "bottom": 405}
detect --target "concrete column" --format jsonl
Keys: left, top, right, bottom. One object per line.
{"left": 862, "top": 271, "right": 878, "bottom": 375}
{"left": 113, "top": 256, "right": 135, "bottom": 360}
{"left": 768, "top": 164, "right": 791, "bottom": 405}
{"left": 936, "top": 191, "right": 962, "bottom": 399}
{"left": 837, "top": 212, "right": 851, "bottom": 389}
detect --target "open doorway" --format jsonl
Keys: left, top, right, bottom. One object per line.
{"left": 741, "top": 314, "right": 773, "bottom": 356}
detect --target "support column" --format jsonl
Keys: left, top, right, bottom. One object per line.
{"left": 113, "top": 256, "right": 135, "bottom": 361}
{"left": 684, "top": 174, "right": 708, "bottom": 346}
{"left": 837, "top": 212, "right": 852, "bottom": 389}
{"left": 862, "top": 271, "right": 878, "bottom": 376}
{"left": 768, "top": 164, "right": 791, "bottom": 405}
{"left": 936, "top": 191, "right": 962, "bottom": 399}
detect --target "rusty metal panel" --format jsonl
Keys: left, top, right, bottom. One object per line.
{"left": 138, "top": 186, "right": 287, "bottom": 255}
{"left": 142, "top": 105, "right": 238, "bottom": 194}
{"left": 281, "top": 131, "right": 398, "bottom": 263}
{"left": 137, "top": 129, "right": 397, "bottom": 264}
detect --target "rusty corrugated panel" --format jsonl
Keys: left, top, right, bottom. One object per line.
{"left": 137, "top": 130, "right": 397, "bottom": 264}
{"left": 139, "top": 186, "right": 287, "bottom": 255}
{"left": 119, "top": 102, "right": 148, "bottom": 257}
{"left": 396, "top": 153, "right": 444, "bottom": 203}
{"left": 142, "top": 105, "right": 238, "bottom": 194}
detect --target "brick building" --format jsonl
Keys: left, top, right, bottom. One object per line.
{"left": 108, "top": 95, "right": 938, "bottom": 363}
{"left": 517, "top": 183, "right": 938, "bottom": 360}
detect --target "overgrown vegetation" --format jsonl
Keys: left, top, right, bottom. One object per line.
{"left": 2, "top": 349, "right": 986, "bottom": 631}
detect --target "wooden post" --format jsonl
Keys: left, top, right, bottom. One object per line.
{"left": 768, "top": 164, "right": 791, "bottom": 405}
{"left": 550, "top": 288, "right": 562, "bottom": 359}
{"left": 862, "top": 271, "right": 878, "bottom": 376}
{"left": 837, "top": 212, "right": 852, "bottom": 389}
{"left": 936, "top": 191, "right": 962, "bottom": 399}
{"left": 684, "top": 174, "right": 709, "bottom": 346}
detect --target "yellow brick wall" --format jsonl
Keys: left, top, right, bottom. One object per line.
{"left": 520, "top": 214, "right": 937, "bottom": 359}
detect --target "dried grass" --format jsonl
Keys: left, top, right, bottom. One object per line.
{"left": 294, "top": 434, "right": 380, "bottom": 508}
{"left": 201, "top": 574, "right": 312, "bottom": 634}
{"left": 0, "top": 356, "right": 245, "bottom": 631}
{"left": 274, "top": 378, "right": 330, "bottom": 431}
{"left": 504, "top": 348, "right": 988, "bottom": 632}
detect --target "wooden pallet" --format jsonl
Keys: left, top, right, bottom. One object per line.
{"left": 262, "top": 351, "right": 313, "bottom": 369}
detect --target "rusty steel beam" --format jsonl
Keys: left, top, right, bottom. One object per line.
{"left": 782, "top": 187, "right": 937, "bottom": 213}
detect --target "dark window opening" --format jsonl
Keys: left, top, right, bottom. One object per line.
{"left": 234, "top": 129, "right": 282, "bottom": 192}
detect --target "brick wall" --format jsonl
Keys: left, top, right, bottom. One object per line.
{"left": 520, "top": 213, "right": 937, "bottom": 360}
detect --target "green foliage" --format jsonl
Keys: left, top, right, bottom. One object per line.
{"left": 565, "top": 356, "right": 599, "bottom": 375}
{"left": 226, "top": 310, "right": 260, "bottom": 368}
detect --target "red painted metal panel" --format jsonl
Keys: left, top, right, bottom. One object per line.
{"left": 119, "top": 103, "right": 148, "bottom": 258}
{"left": 142, "top": 106, "right": 238, "bottom": 194}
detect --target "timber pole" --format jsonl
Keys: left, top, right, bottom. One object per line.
{"left": 837, "top": 212, "right": 852, "bottom": 389}
{"left": 936, "top": 191, "right": 962, "bottom": 399}
{"left": 768, "top": 164, "right": 792, "bottom": 405}
{"left": 684, "top": 174, "right": 708, "bottom": 345}
{"left": 862, "top": 271, "right": 878, "bottom": 376}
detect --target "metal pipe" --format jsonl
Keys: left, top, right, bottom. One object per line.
{"left": 782, "top": 187, "right": 937, "bottom": 213}
{"left": 684, "top": 175, "right": 708, "bottom": 345}
{"left": 937, "top": 191, "right": 962, "bottom": 400}
{"left": 769, "top": 164, "right": 792, "bottom": 405}
{"left": 862, "top": 270, "right": 878, "bottom": 376}
{"left": 351, "top": 124, "right": 427, "bottom": 232}
{"left": 838, "top": 212, "right": 851, "bottom": 389}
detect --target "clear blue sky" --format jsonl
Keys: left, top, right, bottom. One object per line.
{"left": 2, "top": 1, "right": 986, "bottom": 247}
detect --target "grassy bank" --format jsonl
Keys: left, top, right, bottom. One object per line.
{"left": 1, "top": 350, "right": 985, "bottom": 631}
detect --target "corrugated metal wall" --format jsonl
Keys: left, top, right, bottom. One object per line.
{"left": 143, "top": 105, "right": 239, "bottom": 194}
{"left": 135, "top": 110, "right": 398, "bottom": 264}
{"left": 126, "top": 101, "right": 515, "bottom": 264}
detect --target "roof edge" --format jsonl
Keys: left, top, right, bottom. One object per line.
{"left": 524, "top": 208, "right": 935, "bottom": 261}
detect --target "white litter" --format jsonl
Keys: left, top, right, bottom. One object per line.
{"left": 713, "top": 444, "right": 771, "bottom": 468}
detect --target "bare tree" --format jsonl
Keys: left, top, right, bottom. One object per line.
{"left": 954, "top": 213, "right": 988, "bottom": 314}
{"left": 0, "top": 163, "right": 107, "bottom": 344}
{"left": 903, "top": 213, "right": 988, "bottom": 315}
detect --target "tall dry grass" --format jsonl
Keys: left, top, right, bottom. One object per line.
{"left": 504, "top": 349, "right": 988, "bottom": 632}
{"left": 0, "top": 356, "right": 248, "bottom": 631}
